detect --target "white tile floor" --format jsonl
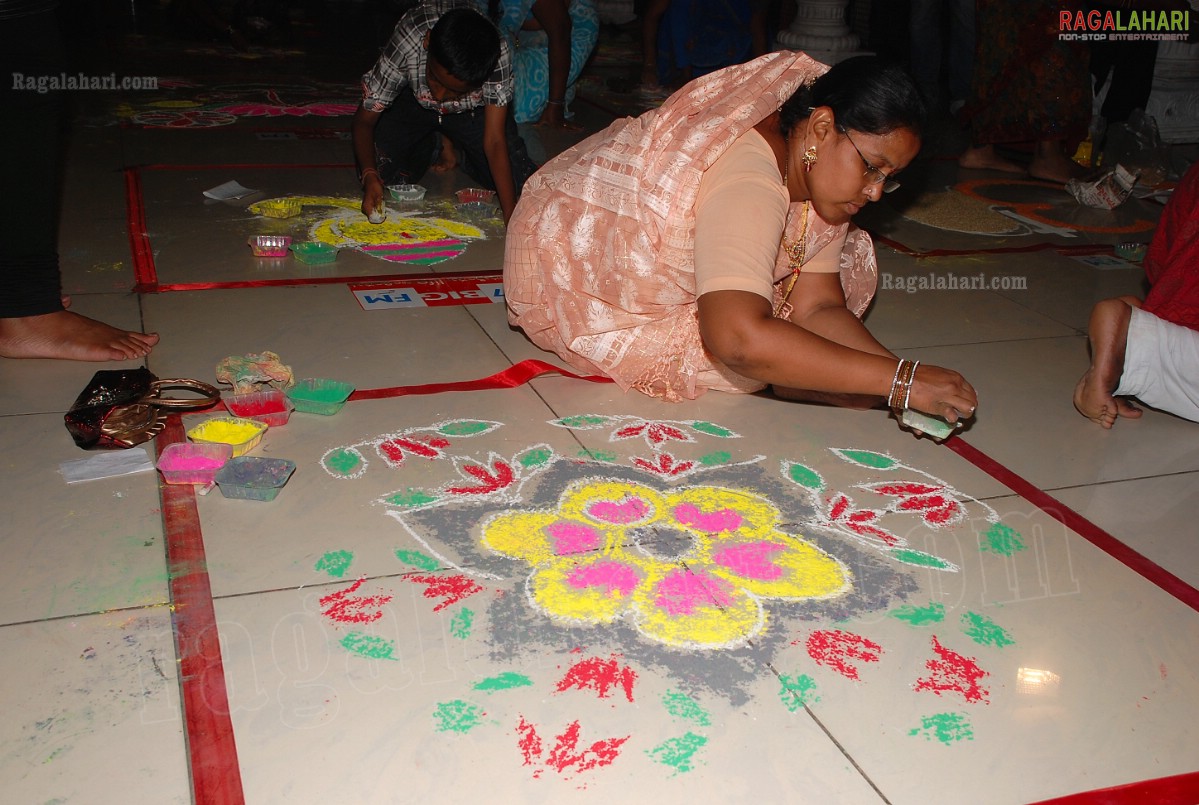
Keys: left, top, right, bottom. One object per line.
{"left": 2, "top": 28, "right": 1198, "bottom": 805}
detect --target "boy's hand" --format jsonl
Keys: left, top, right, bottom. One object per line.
{"left": 361, "top": 174, "right": 384, "bottom": 219}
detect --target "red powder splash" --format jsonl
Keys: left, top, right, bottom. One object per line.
{"left": 319, "top": 578, "right": 393, "bottom": 624}
{"left": 913, "top": 635, "right": 991, "bottom": 704}
{"left": 805, "top": 629, "right": 884, "bottom": 681}
{"left": 555, "top": 656, "right": 637, "bottom": 703}
{"left": 404, "top": 573, "right": 483, "bottom": 612}
{"left": 516, "top": 716, "right": 629, "bottom": 778}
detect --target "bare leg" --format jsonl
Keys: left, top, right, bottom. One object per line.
{"left": 958, "top": 144, "right": 1027, "bottom": 174}
{"left": 773, "top": 387, "right": 884, "bottom": 410}
{"left": 0, "top": 311, "right": 160, "bottom": 361}
{"left": 1073, "top": 296, "right": 1144, "bottom": 428}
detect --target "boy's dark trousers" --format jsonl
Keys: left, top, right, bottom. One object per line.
{"left": 372, "top": 90, "right": 539, "bottom": 190}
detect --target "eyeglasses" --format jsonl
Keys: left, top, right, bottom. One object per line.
{"left": 839, "top": 127, "right": 900, "bottom": 193}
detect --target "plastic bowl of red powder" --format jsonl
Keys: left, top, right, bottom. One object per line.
{"left": 224, "top": 389, "right": 294, "bottom": 428}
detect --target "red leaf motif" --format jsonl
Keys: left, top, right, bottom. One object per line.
{"left": 631, "top": 453, "right": 694, "bottom": 476}
{"left": 517, "top": 717, "right": 630, "bottom": 777}
{"left": 446, "top": 460, "right": 515, "bottom": 495}
{"left": 612, "top": 425, "right": 646, "bottom": 440}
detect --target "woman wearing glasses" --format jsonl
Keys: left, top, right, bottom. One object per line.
{"left": 503, "top": 53, "right": 977, "bottom": 427}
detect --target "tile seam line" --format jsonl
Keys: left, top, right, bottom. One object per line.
{"left": 945, "top": 437, "right": 1199, "bottom": 612}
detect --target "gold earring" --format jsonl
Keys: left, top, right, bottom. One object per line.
{"left": 801, "top": 145, "right": 817, "bottom": 171}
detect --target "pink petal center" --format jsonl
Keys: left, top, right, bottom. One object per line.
{"left": 711, "top": 541, "right": 786, "bottom": 580}
{"left": 673, "top": 503, "right": 742, "bottom": 533}
{"left": 654, "top": 569, "right": 735, "bottom": 616}
{"left": 587, "top": 497, "right": 650, "bottom": 524}
{"left": 546, "top": 521, "right": 603, "bottom": 555}
{"left": 566, "top": 560, "right": 640, "bottom": 597}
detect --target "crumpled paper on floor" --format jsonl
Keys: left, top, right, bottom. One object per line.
{"left": 1067, "top": 164, "right": 1140, "bottom": 210}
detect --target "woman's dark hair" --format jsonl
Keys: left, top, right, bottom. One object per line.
{"left": 780, "top": 56, "right": 927, "bottom": 140}
{"left": 429, "top": 8, "right": 501, "bottom": 87}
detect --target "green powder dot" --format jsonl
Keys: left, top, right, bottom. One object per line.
{"left": 473, "top": 672, "right": 534, "bottom": 692}
{"left": 646, "top": 732, "right": 708, "bottom": 774}
{"left": 890, "top": 601, "right": 946, "bottom": 626}
{"left": 340, "top": 632, "right": 396, "bottom": 660}
{"left": 315, "top": 550, "right": 353, "bottom": 578}
{"left": 908, "top": 712, "right": 974, "bottom": 744}
{"left": 661, "top": 691, "right": 712, "bottom": 726}
{"left": 449, "top": 608, "right": 475, "bottom": 640}
{"left": 981, "top": 522, "right": 1026, "bottom": 556}
{"left": 778, "top": 673, "right": 820, "bottom": 712}
{"left": 433, "top": 700, "right": 486, "bottom": 734}
{"left": 395, "top": 549, "right": 441, "bottom": 571}
{"left": 961, "top": 611, "right": 1015, "bottom": 647}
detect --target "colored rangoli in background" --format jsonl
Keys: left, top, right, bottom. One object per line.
{"left": 309, "top": 415, "right": 1030, "bottom": 779}
{"left": 248, "top": 195, "right": 488, "bottom": 265}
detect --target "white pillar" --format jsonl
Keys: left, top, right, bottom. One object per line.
{"left": 775, "top": 0, "right": 866, "bottom": 63}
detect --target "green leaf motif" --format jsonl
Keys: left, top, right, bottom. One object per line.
{"left": 786, "top": 461, "right": 824, "bottom": 490}
{"left": 437, "top": 419, "right": 497, "bottom": 437}
{"left": 698, "top": 451, "right": 731, "bottom": 466}
{"left": 554, "top": 414, "right": 609, "bottom": 429}
{"left": 689, "top": 421, "right": 736, "bottom": 438}
{"left": 889, "top": 548, "right": 957, "bottom": 571}
{"left": 324, "top": 448, "right": 363, "bottom": 476}
{"left": 516, "top": 446, "right": 553, "bottom": 468}
{"left": 383, "top": 489, "right": 440, "bottom": 508}
{"left": 834, "top": 448, "right": 898, "bottom": 470}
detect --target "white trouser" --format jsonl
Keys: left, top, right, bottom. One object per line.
{"left": 1114, "top": 307, "right": 1199, "bottom": 422}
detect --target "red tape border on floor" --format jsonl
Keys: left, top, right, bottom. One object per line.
{"left": 1027, "top": 770, "right": 1199, "bottom": 804}
{"left": 159, "top": 361, "right": 1197, "bottom": 803}
{"left": 946, "top": 437, "right": 1199, "bottom": 613}
{"left": 156, "top": 415, "right": 245, "bottom": 805}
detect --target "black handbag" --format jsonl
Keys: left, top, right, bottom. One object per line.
{"left": 65, "top": 367, "right": 221, "bottom": 449}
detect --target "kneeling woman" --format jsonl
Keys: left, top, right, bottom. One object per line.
{"left": 503, "top": 53, "right": 977, "bottom": 425}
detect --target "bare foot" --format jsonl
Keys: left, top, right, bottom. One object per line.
{"left": 429, "top": 136, "right": 458, "bottom": 173}
{"left": 1073, "top": 297, "right": 1141, "bottom": 428}
{"left": 1029, "top": 141, "right": 1088, "bottom": 184}
{"left": 958, "top": 144, "right": 1027, "bottom": 175}
{"left": 0, "top": 310, "right": 160, "bottom": 361}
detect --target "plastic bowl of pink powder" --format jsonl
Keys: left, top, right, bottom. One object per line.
{"left": 157, "top": 442, "right": 234, "bottom": 485}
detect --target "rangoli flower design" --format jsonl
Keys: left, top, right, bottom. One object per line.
{"left": 483, "top": 479, "right": 849, "bottom": 649}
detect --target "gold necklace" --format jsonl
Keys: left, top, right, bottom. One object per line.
{"left": 774, "top": 198, "right": 810, "bottom": 317}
